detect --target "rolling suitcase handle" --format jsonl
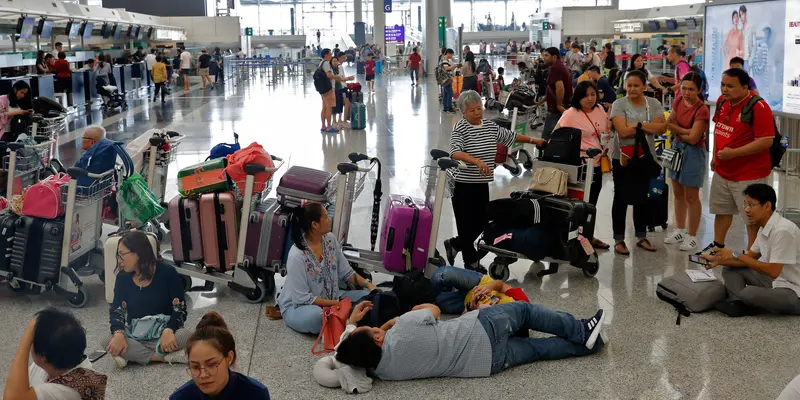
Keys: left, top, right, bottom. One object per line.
{"left": 234, "top": 157, "right": 285, "bottom": 269}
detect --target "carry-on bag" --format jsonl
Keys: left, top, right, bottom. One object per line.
{"left": 657, "top": 272, "right": 726, "bottom": 324}
{"left": 21, "top": 173, "right": 70, "bottom": 219}
{"left": 529, "top": 167, "right": 569, "bottom": 196}
{"left": 312, "top": 297, "right": 352, "bottom": 355}
{"left": 168, "top": 196, "right": 204, "bottom": 263}
{"left": 276, "top": 166, "right": 332, "bottom": 207}
{"left": 487, "top": 198, "right": 544, "bottom": 228}
{"left": 10, "top": 216, "right": 64, "bottom": 285}
{"left": 351, "top": 92, "right": 364, "bottom": 104}
{"left": 199, "top": 192, "right": 238, "bottom": 271}
{"left": 512, "top": 190, "right": 597, "bottom": 247}
{"left": 351, "top": 102, "right": 366, "bottom": 130}
{"left": 354, "top": 291, "right": 402, "bottom": 328}
{"left": 541, "top": 127, "right": 582, "bottom": 166}
{"left": 104, "top": 232, "right": 159, "bottom": 303}
{"left": 177, "top": 158, "right": 230, "bottom": 198}
{"left": 0, "top": 213, "right": 19, "bottom": 271}
{"left": 482, "top": 223, "right": 554, "bottom": 261}
{"left": 648, "top": 182, "right": 669, "bottom": 232}
{"left": 379, "top": 195, "right": 433, "bottom": 273}
{"left": 245, "top": 198, "right": 290, "bottom": 270}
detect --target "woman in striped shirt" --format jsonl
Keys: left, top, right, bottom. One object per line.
{"left": 444, "top": 90, "right": 546, "bottom": 272}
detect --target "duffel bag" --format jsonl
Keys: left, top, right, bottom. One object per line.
{"left": 21, "top": 173, "right": 70, "bottom": 219}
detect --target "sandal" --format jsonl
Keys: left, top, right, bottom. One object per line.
{"left": 591, "top": 238, "right": 610, "bottom": 250}
{"left": 265, "top": 305, "right": 282, "bottom": 320}
{"left": 636, "top": 238, "right": 657, "bottom": 252}
{"left": 614, "top": 241, "right": 630, "bottom": 256}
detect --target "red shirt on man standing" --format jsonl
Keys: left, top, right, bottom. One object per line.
{"left": 712, "top": 93, "right": 774, "bottom": 181}
{"left": 545, "top": 60, "right": 572, "bottom": 113}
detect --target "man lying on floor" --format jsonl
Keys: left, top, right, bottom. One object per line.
{"left": 335, "top": 302, "right": 606, "bottom": 380}
{"left": 432, "top": 266, "right": 530, "bottom": 314}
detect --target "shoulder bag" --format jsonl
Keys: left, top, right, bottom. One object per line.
{"left": 312, "top": 297, "right": 353, "bottom": 355}
{"left": 662, "top": 102, "right": 701, "bottom": 172}
{"left": 529, "top": 167, "right": 568, "bottom": 196}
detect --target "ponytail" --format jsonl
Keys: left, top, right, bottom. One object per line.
{"left": 290, "top": 202, "right": 327, "bottom": 251}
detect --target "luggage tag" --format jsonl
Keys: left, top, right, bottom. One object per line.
{"left": 577, "top": 234, "right": 594, "bottom": 256}
{"left": 493, "top": 233, "right": 512, "bottom": 245}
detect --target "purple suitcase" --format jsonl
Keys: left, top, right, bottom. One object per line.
{"left": 168, "top": 196, "right": 203, "bottom": 263}
{"left": 245, "top": 198, "right": 290, "bottom": 270}
{"left": 379, "top": 195, "right": 433, "bottom": 273}
{"left": 276, "top": 166, "right": 332, "bottom": 207}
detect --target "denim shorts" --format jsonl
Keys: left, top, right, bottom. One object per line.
{"left": 667, "top": 140, "right": 707, "bottom": 188}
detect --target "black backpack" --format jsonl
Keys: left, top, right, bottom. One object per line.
{"left": 355, "top": 291, "right": 402, "bottom": 328}
{"left": 392, "top": 269, "right": 437, "bottom": 313}
{"left": 313, "top": 61, "right": 333, "bottom": 94}
{"left": 714, "top": 95, "right": 784, "bottom": 169}
{"left": 541, "top": 127, "right": 582, "bottom": 165}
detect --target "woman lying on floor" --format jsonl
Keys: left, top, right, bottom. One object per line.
{"left": 278, "top": 202, "right": 377, "bottom": 334}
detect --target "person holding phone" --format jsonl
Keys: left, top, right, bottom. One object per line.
{"left": 0, "top": 80, "right": 34, "bottom": 141}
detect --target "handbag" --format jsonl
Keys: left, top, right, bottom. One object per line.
{"left": 600, "top": 155, "right": 612, "bottom": 173}
{"left": 661, "top": 148, "right": 684, "bottom": 172}
{"left": 529, "top": 167, "right": 568, "bottom": 196}
{"left": 312, "top": 297, "right": 353, "bottom": 355}
{"left": 649, "top": 171, "right": 666, "bottom": 200}
{"left": 21, "top": 173, "right": 70, "bottom": 219}
{"left": 118, "top": 173, "right": 165, "bottom": 226}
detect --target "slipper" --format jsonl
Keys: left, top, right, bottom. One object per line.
{"left": 636, "top": 238, "right": 657, "bottom": 252}
{"left": 614, "top": 241, "right": 629, "bottom": 256}
{"left": 591, "top": 238, "right": 610, "bottom": 250}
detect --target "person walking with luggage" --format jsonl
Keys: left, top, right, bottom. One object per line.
{"left": 152, "top": 56, "right": 169, "bottom": 104}
{"left": 278, "top": 202, "right": 376, "bottom": 334}
{"left": 170, "top": 312, "right": 270, "bottom": 399}
{"left": 609, "top": 70, "right": 667, "bottom": 255}
{"left": 407, "top": 47, "right": 422, "bottom": 86}
{"left": 198, "top": 48, "right": 215, "bottom": 90}
{"left": 439, "top": 49, "right": 460, "bottom": 114}
{"left": 554, "top": 81, "right": 611, "bottom": 250}
{"left": 702, "top": 184, "right": 800, "bottom": 317}
{"left": 335, "top": 302, "right": 607, "bottom": 380}
{"left": 461, "top": 52, "right": 479, "bottom": 93}
{"left": 102, "top": 231, "right": 190, "bottom": 369}
{"left": 663, "top": 72, "right": 709, "bottom": 252}
{"left": 700, "top": 68, "right": 775, "bottom": 256}
{"left": 540, "top": 47, "right": 573, "bottom": 140}
{"left": 444, "top": 91, "right": 546, "bottom": 272}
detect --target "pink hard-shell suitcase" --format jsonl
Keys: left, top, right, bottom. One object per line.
{"left": 245, "top": 198, "right": 290, "bottom": 270}
{"left": 168, "top": 196, "right": 203, "bottom": 263}
{"left": 379, "top": 195, "right": 433, "bottom": 273}
{"left": 199, "top": 192, "right": 239, "bottom": 271}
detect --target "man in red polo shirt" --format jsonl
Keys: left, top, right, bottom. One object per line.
{"left": 540, "top": 47, "right": 573, "bottom": 140}
{"left": 701, "top": 68, "right": 774, "bottom": 256}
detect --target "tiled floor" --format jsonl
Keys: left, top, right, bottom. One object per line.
{"left": 1, "top": 65, "right": 799, "bottom": 400}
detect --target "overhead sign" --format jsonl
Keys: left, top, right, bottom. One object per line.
{"left": 613, "top": 22, "right": 643, "bottom": 33}
{"left": 384, "top": 0, "right": 392, "bottom": 13}
{"left": 384, "top": 25, "right": 405, "bottom": 43}
{"left": 245, "top": 27, "right": 253, "bottom": 36}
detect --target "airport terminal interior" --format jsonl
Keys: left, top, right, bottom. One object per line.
{"left": 0, "top": 0, "right": 800, "bottom": 399}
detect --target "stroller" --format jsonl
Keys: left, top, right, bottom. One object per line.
{"left": 96, "top": 75, "right": 127, "bottom": 110}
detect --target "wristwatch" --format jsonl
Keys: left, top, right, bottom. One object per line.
{"left": 732, "top": 251, "right": 740, "bottom": 260}
{"left": 636, "top": 122, "right": 643, "bottom": 130}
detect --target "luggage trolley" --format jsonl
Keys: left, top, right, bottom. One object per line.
{"left": 143, "top": 131, "right": 186, "bottom": 207}
{"left": 1, "top": 166, "right": 116, "bottom": 307}
{"left": 478, "top": 149, "right": 602, "bottom": 281}
{"left": 3, "top": 136, "right": 58, "bottom": 197}
{"left": 498, "top": 107, "right": 535, "bottom": 176}
{"left": 164, "top": 156, "right": 285, "bottom": 303}
{"left": 333, "top": 150, "right": 465, "bottom": 277}
{"left": 28, "top": 113, "right": 68, "bottom": 160}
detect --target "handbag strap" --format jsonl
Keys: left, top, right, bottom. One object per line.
{"left": 536, "top": 169, "right": 557, "bottom": 185}
{"left": 581, "top": 109, "right": 601, "bottom": 138}
{"left": 312, "top": 307, "right": 334, "bottom": 355}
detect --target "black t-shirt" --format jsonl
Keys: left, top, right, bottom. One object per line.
{"left": 604, "top": 50, "right": 616, "bottom": 69}
{"left": 198, "top": 54, "right": 212, "bottom": 68}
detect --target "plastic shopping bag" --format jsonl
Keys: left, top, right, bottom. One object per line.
{"left": 118, "top": 173, "right": 164, "bottom": 226}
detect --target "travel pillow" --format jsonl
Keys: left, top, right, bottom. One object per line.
{"left": 313, "top": 356, "right": 341, "bottom": 388}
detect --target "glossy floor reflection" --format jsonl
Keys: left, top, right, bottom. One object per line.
{"left": 1, "top": 68, "right": 799, "bottom": 400}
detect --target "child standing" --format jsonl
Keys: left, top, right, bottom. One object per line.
{"left": 364, "top": 55, "right": 376, "bottom": 92}
{"left": 152, "top": 56, "right": 168, "bottom": 103}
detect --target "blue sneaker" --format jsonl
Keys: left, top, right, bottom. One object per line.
{"left": 582, "top": 309, "right": 605, "bottom": 350}
{"left": 325, "top": 127, "right": 338, "bottom": 133}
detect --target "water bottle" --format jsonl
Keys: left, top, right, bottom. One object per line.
{"left": 781, "top": 134, "right": 789, "bottom": 150}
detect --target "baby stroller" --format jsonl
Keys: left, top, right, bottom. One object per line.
{"left": 96, "top": 75, "right": 127, "bottom": 111}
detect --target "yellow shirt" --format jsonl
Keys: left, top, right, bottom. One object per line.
{"left": 463, "top": 275, "right": 514, "bottom": 309}
{"left": 152, "top": 62, "right": 167, "bottom": 83}
{"left": 577, "top": 72, "right": 591, "bottom": 84}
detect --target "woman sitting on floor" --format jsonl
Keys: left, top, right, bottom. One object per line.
{"left": 102, "top": 231, "right": 189, "bottom": 369}
{"left": 278, "top": 202, "right": 376, "bottom": 334}
{"left": 171, "top": 312, "right": 270, "bottom": 399}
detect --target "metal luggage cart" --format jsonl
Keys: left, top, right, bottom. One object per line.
{"left": 1, "top": 166, "right": 116, "bottom": 308}
{"left": 3, "top": 136, "right": 57, "bottom": 197}
{"left": 778, "top": 148, "right": 800, "bottom": 225}
{"left": 163, "top": 156, "right": 285, "bottom": 303}
{"left": 142, "top": 131, "right": 186, "bottom": 206}
{"left": 478, "top": 152, "right": 601, "bottom": 281}
{"left": 333, "top": 150, "right": 465, "bottom": 278}
{"left": 499, "top": 107, "right": 535, "bottom": 176}
{"left": 28, "top": 113, "right": 67, "bottom": 160}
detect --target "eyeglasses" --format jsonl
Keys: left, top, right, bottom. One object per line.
{"left": 187, "top": 359, "right": 222, "bottom": 378}
{"left": 743, "top": 202, "right": 762, "bottom": 210}
{"left": 116, "top": 250, "right": 132, "bottom": 262}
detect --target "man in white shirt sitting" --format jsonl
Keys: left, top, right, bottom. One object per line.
{"left": 3, "top": 308, "right": 107, "bottom": 400}
{"left": 703, "top": 184, "right": 800, "bottom": 316}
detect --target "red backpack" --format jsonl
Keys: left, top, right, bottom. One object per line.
{"left": 224, "top": 143, "right": 275, "bottom": 195}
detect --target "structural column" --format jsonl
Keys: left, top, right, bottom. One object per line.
{"left": 354, "top": 0, "right": 366, "bottom": 46}
{"left": 423, "top": 0, "right": 439, "bottom": 76}
{"left": 372, "top": 0, "right": 386, "bottom": 50}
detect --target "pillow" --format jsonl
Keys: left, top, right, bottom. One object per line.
{"left": 313, "top": 356, "right": 341, "bottom": 389}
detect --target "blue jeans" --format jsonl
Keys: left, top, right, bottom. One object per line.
{"left": 477, "top": 302, "right": 601, "bottom": 374}
{"left": 282, "top": 290, "right": 370, "bottom": 334}
{"left": 410, "top": 68, "right": 419, "bottom": 83}
{"left": 442, "top": 85, "right": 454, "bottom": 111}
{"left": 431, "top": 266, "right": 483, "bottom": 314}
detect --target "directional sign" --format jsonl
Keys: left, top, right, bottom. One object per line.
{"left": 384, "top": 0, "right": 392, "bottom": 13}
{"left": 384, "top": 25, "right": 405, "bottom": 43}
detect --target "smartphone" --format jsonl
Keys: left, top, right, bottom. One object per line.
{"left": 688, "top": 254, "right": 710, "bottom": 266}
{"left": 86, "top": 350, "right": 107, "bottom": 363}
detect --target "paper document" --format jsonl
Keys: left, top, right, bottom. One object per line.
{"left": 685, "top": 269, "right": 717, "bottom": 282}
{"left": 343, "top": 250, "right": 360, "bottom": 258}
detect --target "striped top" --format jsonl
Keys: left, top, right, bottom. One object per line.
{"left": 449, "top": 118, "right": 516, "bottom": 183}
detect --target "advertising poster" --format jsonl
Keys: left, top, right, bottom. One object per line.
{"left": 704, "top": 0, "right": 785, "bottom": 110}
{"left": 783, "top": 1, "right": 800, "bottom": 113}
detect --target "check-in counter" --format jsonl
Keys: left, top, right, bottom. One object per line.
{"left": 112, "top": 65, "right": 123, "bottom": 90}
{"left": 130, "top": 61, "right": 151, "bottom": 87}
{"left": 29, "top": 75, "right": 55, "bottom": 100}
{"left": 69, "top": 71, "right": 85, "bottom": 107}
{"left": 121, "top": 64, "right": 133, "bottom": 93}
{"left": 83, "top": 70, "right": 98, "bottom": 102}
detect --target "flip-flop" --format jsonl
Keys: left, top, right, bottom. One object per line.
{"left": 614, "top": 241, "right": 630, "bottom": 256}
{"left": 636, "top": 238, "right": 657, "bottom": 252}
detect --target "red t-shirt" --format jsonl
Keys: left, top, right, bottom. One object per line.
{"left": 545, "top": 61, "right": 572, "bottom": 112}
{"left": 712, "top": 94, "right": 774, "bottom": 181}
{"left": 364, "top": 59, "right": 376, "bottom": 75}
{"left": 54, "top": 59, "right": 72, "bottom": 79}
{"left": 672, "top": 95, "right": 710, "bottom": 148}
{"left": 408, "top": 53, "right": 421, "bottom": 69}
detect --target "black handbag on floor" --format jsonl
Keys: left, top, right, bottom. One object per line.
{"left": 541, "top": 127, "right": 582, "bottom": 166}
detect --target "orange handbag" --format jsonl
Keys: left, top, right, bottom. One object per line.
{"left": 452, "top": 75, "right": 463, "bottom": 99}
{"left": 312, "top": 297, "right": 353, "bottom": 355}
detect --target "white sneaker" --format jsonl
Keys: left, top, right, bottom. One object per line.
{"left": 680, "top": 235, "right": 699, "bottom": 251}
{"left": 164, "top": 351, "right": 188, "bottom": 365}
{"left": 112, "top": 356, "right": 128, "bottom": 369}
{"left": 664, "top": 229, "right": 686, "bottom": 244}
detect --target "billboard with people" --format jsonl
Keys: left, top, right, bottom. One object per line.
{"left": 704, "top": 0, "right": 785, "bottom": 110}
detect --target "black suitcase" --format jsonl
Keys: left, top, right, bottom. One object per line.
{"left": 10, "top": 216, "right": 64, "bottom": 284}
{"left": 541, "top": 127, "right": 582, "bottom": 166}
{"left": 512, "top": 190, "right": 597, "bottom": 248}
{"left": 0, "top": 213, "right": 19, "bottom": 271}
{"left": 648, "top": 183, "right": 669, "bottom": 232}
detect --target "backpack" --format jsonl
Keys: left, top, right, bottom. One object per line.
{"left": 392, "top": 269, "right": 437, "bottom": 313}
{"left": 75, "top": 138, "right": 134, "bottom": 188}
{"left": 656, "top": 272, "right": 726, "bottom": 325}
{"left": 207, "top": 141, "right": 241, "bottom": 161}
{"left": 714, "top": 95, "right": 785, "bottom": 169}
{"left": 355, "top": 291, "right": 402, "bottom": 328}
{"left": 314, "top": 61, "right": 333, "bottom": 94}
{"left": 477, "top": 59, "right": 491, "bottom": 74}
{"left": 435, "top": 65, "right": 452, "bottom": 86}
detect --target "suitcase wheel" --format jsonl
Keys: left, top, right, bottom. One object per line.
{"left": 582, "top": 261, "right": 599, "bottom": 278}
{"left": 68, "top": 286, "right": 89, "bottom": 308}
{"left": 488, "top": 262, "right": 510, "bottom": 281}
{"left": 244, "top": 280, "right": 267, "bottom": 304}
